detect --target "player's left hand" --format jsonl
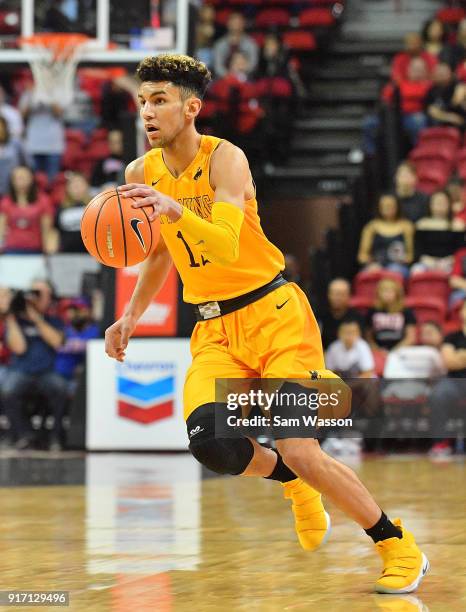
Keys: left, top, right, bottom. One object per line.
{"left": 118, "top": 183, "right": 182, "bottom": 222}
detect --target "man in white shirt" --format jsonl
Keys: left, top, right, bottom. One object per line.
{"left": 325, "top": 318, "right": 375, "bottom": 378}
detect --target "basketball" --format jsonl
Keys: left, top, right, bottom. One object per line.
{"left": 80, "top": 188, "right": 159, "bottom": 268}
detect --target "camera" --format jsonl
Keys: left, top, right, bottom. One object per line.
{"left": 9, "top": 289, "right": 41, "bottom": 316}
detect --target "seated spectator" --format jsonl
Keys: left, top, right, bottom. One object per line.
{"left": 63, "top": 78, "right": 98, "bottom": 136}
{"left": 256, "top": 33, "right": 290, "bottom": 80}
{"left": 195, "top": 4, "right": 217, "bottom": 69}
{"left": 325, "top": 319, "right": 375, "bottom": 378}
{"left": 213, "top": 12, "right": 258, "bottom": 78}
{"left": 0, "top": 85, "right": 23, "bottom": 139}
{"left": 449, "top": 245, "right": 466, "bottom": 306}
{"left": 412, "top": 190, "right": 465, "bottom": 273}
{"left": 383, "top": 320, "right": 446, "bottom": 379}
{"left": 318, "top": 278, "right": 363, "bottom": 349}
{"left": 391, "top": 32, "right": 437, "bottom": 84}
{"left": 19, "top": 87, "right": 65, "bottom": 181}
{"left": 428, "top": 301, "right": 466, "bottom": 456}
{"left": 47, "top": 172, "right": 89, "bottom": 254}
{"left": 101, "top": 78, "right": 133, "bottom": 131}
{"left": 55, "top": 299, "right": 99, "bottom": 392}
{"left": 1, "top": 280, "right": 67, "bottom": 450}
{"left": 394, "top": 161, "right": 429, "bottom": 222}
{"left": 448, "top": 18, "right": 466, "bottom": 69}
{"left": 422, "top": 18, "right": 451, "bottom": 64}
{"left": 358, "top": 193, "right": 414, "bottom": 277}
{"left": 90, "top": 130, "right": 125, "bottom": 189}
{"left": 366, "top": 278, "right": 417, "bottom": 353}
{"left": 0, "top": 116, "right": 30, "bottom": 196}
{"left": 424, "top": 62, "right": 463, "bottom": 128}
{"left": 0, "top": 166, "right": 52, "bottom": 254}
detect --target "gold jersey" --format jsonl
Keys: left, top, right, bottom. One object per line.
{"left": 143, "top": 134, "right": 284, "bottom": 304}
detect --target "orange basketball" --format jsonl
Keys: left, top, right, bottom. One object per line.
{"left": 80, "top": 189, "right": 160, "bottom": 268}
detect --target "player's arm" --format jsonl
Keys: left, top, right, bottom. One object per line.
{"left": 120, "top": 144, "right": 247, "bottom": 266}
{"left": 105, "top": 157, "right": 172, "bottom": 362}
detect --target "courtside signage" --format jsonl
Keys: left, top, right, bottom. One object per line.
{"left": 86, "top": 338, "right": 191, "bottom": 449}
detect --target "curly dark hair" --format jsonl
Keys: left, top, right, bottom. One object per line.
{"left": 136, "top": 54, "right": 212, "bottom": 99}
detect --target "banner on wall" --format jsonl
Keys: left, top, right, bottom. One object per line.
{"left": 86, "top": 338, "right": 191, "bottom": 450}
{"left": 115, "top": 264, "right": 178, "bottom": 336}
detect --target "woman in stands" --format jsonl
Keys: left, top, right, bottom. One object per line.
{"left": 0, "top": 166, "right": 52, "bottom": 254}
{"left": 47, "top": 172, "right": 89, "bottom": 254}
{"left": 422, "top": 18, "right": 451, "bottom": 64}
{"left": 412, "top": 190, "right": 465, "bottom": 273}
{"left": 365, "top": 278, "right": 417, "bottom": 354}
{"left": 357, "top": 193, "right": 414, "bottom": 277}
{"left": 0, "top": 117, "right": 30, "bottom": 197}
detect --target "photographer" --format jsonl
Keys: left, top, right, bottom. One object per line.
{"left": 1, "top": 280, "right": 67, "bottom": 450}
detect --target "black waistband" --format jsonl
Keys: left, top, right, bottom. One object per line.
{"left": 193, "top": 273, "right": 287, "bottom": 321}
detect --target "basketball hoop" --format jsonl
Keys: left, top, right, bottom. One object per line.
{"left": 20, "top": 33, "right": 91, "bottom": 107}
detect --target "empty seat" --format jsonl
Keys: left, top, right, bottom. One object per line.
{"left": 419, "top": 126, "right": 461, "bottom": 148}
{"left": 282, "top": 30, "right": 317, "bottom": 51}
{"left": 353, "top": 269, "right": 404, "bottom": 299}
{"left": 299, "top": 7, "right": 335, "bottom": 27}
{"left": 408, "top": 271, "right": 450, "bottom": 303}
{"left": 405, "top": 296, "right": 447, "bottom": 325}
{"left": 255, "top": 8, "right": 290, "bottom": 28}
{"left": 410, "top": 143, "right": 456, "bottom": 164}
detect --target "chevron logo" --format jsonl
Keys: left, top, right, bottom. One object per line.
{"left": 116, "top": 361, "right": 175, "bottom": 424}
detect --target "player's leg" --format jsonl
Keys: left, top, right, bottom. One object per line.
{"left": 184, "top": 319, "right": 309, "bottom": 503}
{"left": 248, "top": 282, "right": 429, "bottom": 593}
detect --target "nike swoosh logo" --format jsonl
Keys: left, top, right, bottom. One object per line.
{"left": 152, "top": 178, "right": 161, "bottom": 186}
{"left": 130, "top": 218, "right": 146, "bottom": 252}
{"left": 276, "top": 298, "right": 290, "bottom": 310}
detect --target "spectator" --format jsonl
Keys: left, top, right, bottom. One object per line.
{"left": 195, "top": 4, "right": 217, "bottom": 68}
{"left": 19, "top": 87, "right": 65, "bottom": 180}
{"left": 391, "top": 32, "right": 437, "bottom": 84}
{"left": 398, "top": 57, "right": 431, "bottom": 146}
{"left": 394, "top": 161, "right": 429, "bottom": 222}
{"left": 0, "top": 166, "right": 52, "bottom": 254}
{"left": 422, "top": 18, "right": 451, "bottom": 64}
{"left": 1, "top": 280, "right": 67, "bottom": 450}
{"left": 55, "top": 299, "right": 99, "bottom": 391}
{"left": 428, "top": 301, "right": 466, "bottom": 456}
{"left": 424, "top": 62, "right": 463, "bottom": 128}
{"left": 100, "top": 79, "right": 133, "bottom": 131}
{"left": 412, "top": 190, "right": 464, "bottom": 273}
{"left": 384, "top": 320, "right": 446, "bottom": 378}
{"left": 256, "top": 33, "right": 290, "bottom": 80}
{"left": 357, "top": 193, "right": 414, "bottom": 277}
{"left": 90, "top": 130, "right": 125, "bottom": 189}
{"left": 213, "top": 12, "right": 258, "bottom": 78}
{"left": 366, "top": 278, "right": 417, "bottom": 353}
{"left": 325, "top": 318, "right": 375, "bottom": 378}
{"left": 318, "top": 278, "right": 363, "bottom": 349}
{"left": 448, "top": 18, "right": 466, "bottom": 69}
{"left": 47, "top": 172, "right": 89, "bottom": 254}
{"left": 63, "top": 79, "right": 98, "bottom": 136}
{"left": 0, "top": 85, "right": 23, "bottom": 139}
{"left": 449, "top": 245, "right": 466, "bottom": 306}
{"left": 0, "top": 116, "right": 30, "bottom": 196}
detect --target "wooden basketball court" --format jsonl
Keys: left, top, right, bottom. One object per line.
{"left": 0, "top": 452, "right": 464, "bottom": 611}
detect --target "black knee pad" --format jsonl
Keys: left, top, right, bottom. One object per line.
{"left": 189, "top": 436, "right": 254, "bottom": 475}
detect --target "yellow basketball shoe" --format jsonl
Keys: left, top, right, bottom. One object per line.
{"left": 375, "top": 519, "right": 429, "bottom": 594}
{"left": 282, "top": 478, "right": 331, "bottom": 551}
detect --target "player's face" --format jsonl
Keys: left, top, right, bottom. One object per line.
{"left": 138, "top": 81, "right": 188, "bottom": 148}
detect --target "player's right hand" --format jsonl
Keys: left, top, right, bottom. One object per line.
{"left": 104, "top": 315, "right": 137, "bottom": 362}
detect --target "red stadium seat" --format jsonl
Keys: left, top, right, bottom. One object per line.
{"left": 349, "top": 295, "right": 373, "bottom": 314}
{"left": 410, "top": 144, "right": 456, "bottom": 165}
{"left": 283, "top": 30, "right": 317, "bottom": 51}
{"left": 372, "top": 349, "right": 387, "bottom": 378}
{"left": 436, "top": 7, "right": 466, "bottom": 25}
{"left": 250, "top": 32, "right": 266, "bottom": 47}
{"left": 65, "top": 129, "right": 87, "bottom": 146}
{"left": 415, "top": 164, "right": 450, "bottom": 193}
{"left": 299, "top": 8, "right": 335, "bottom": 27}
{"left": 457, "top": 150, "right": 466, "bottom": 180}
{"left": 215, "top": 8, "right": 233, "bottom": 26}
{"left": 255, "top": 77, "right": 293, "bottom": 98}
{"left": 405, "top": 296, "right": 447, "bottom": 325}
{"left": 86, "top": 140, "right": 110, "bottom": 160}
{"left": 255, "top": 8, "right": 290, "bottom": 28}
{"left": 418, "top": 126, "right": 461, "bottom": 149}
{"left": 353, "top": 269, "right": 404, "bottom": 299}
{"left": 408, "top": 271, "right": 450, "bottom": 303}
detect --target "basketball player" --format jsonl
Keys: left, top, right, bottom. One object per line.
{"left": 105, "top": 54, "right": 429, "bottom": 594}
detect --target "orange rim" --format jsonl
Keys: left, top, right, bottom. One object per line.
{"left": 20, "top": 33, "right": 90, "bottom": 58}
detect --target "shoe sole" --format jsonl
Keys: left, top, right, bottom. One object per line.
{"left": 375, "top": 553, "right": 430, "bottom": 594}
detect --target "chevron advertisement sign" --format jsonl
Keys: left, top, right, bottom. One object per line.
{"left": 117, "top": 360, "right": 176, "bottom": 424}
